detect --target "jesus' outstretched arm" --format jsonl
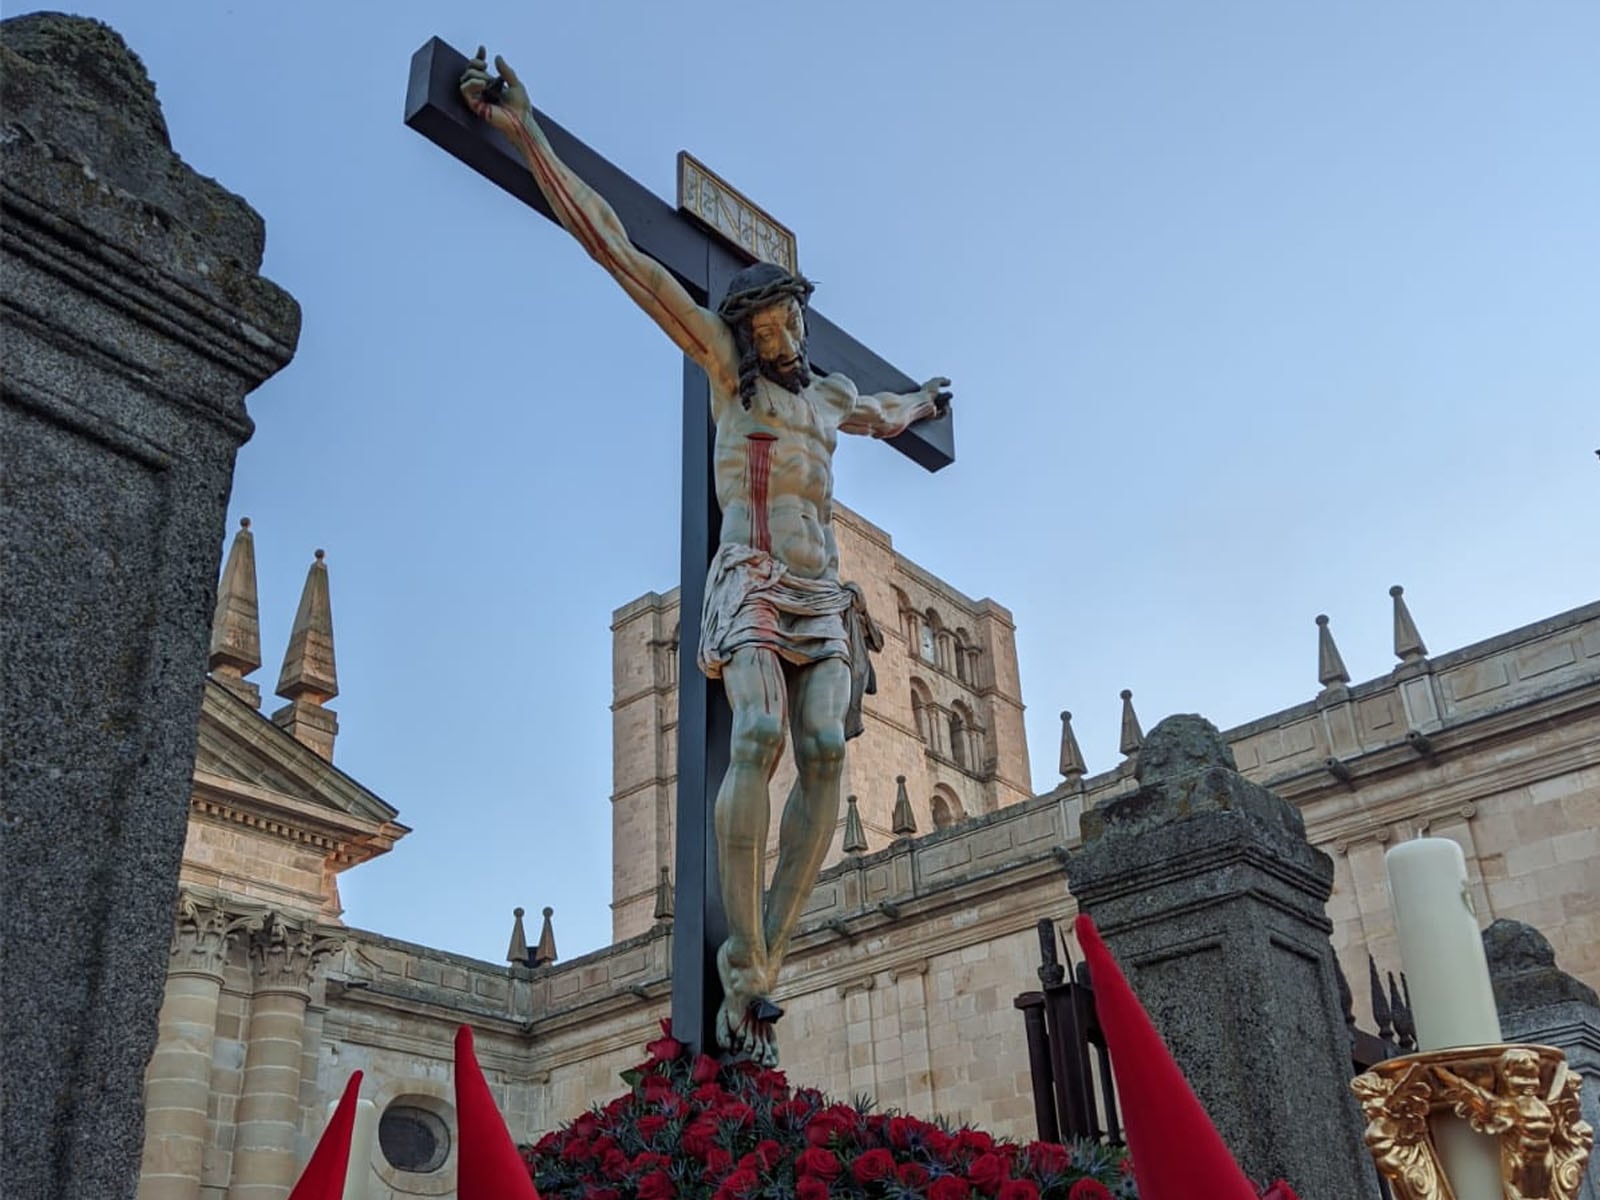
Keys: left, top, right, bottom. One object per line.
{"left": 460, "top": 49, "right": 736, "bottom": 394}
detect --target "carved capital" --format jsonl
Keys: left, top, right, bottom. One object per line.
{"left": 247, "top": 914, "right": 346, "bottom": 995}
{"left": 169, "top": 888, "right": 266, "bottom": 979}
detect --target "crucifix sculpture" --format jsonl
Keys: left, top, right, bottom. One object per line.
{"left": 406, "top": 39, "right": 954, "bottom": 1064}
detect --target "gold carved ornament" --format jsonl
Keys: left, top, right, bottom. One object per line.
{"left": 1351, "top": 1044, "right": 1593, "bottom": 1200}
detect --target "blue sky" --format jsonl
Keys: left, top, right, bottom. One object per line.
{"left": 45, "top": 2, "right": 1597, "bottom": 964}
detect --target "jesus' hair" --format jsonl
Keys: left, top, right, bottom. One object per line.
{"left": 716, "top": 263, "right": 817, "bottom": 409}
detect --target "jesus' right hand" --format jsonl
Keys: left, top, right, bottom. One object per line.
{"left": 460, "top": 46, "right": 530, "bottom": 136}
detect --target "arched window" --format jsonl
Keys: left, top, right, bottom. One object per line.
{"left": 918, "top": 613, "right": 938, "bottom": 665}
{"left": 931, "top": 786, "right": 965, "bottom": 830}
{"left": 953, "top": 629, "right": 970, "bottom": 683}
{"left": 910, "top": 679, "right": 933, "bottom": 745}
{"left": 949, "top": 710, "right": 967, "bottom": 769}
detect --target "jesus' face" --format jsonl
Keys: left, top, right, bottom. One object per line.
{"left": 748, "top": 298, "right": 808, "bottom": 392}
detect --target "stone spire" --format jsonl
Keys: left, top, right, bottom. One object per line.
{"left": 1118, "top": 690, "right": 1143, "bottom": 758}
{"left": 1058, "top": 710, "right": 1087, "bottom": 782}
{"left": 652, "top": 867, "right": 675, "bottom": 922}
{"left": 891, "top": 775, "right": 917, "bottom": 838}
{"left": 1315, "top": 615, "right": 1350, "bottom": 690}
{"left": 209, "top": 517, "right": 263, "bottom": 707}
{"left": 842, "top": 794, "right": 868, "bottom": 854}
{"left": 271, "top": 549, "right": 339, "bottom": 759}
{"left": 506, "top": 907, "right": 528, "bottom": 966}
{"left": 532, "top": 907, "right": 557, "bottom": 967}
{"left": 1390, "top": 585, "right": 1428, "bottom": 663}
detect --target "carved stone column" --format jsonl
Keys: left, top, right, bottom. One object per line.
{"left": 138, "top": 892, "right": 263, "bottom": 1200}
{"left": 226, "top": 918, "right": 341, "bottom": 1200}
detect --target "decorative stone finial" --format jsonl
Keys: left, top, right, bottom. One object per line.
{"left": 1315, "top": 615, "right": 1350, "bottom": 690}
{"left": 1118, "top": 690, "right": 1143, "bottom": 758}
{"left": 1058, "top": 710, "right": 1087, "bottom": 780}
{"left": 276, "top": 550, "right": 338, "bottom": 704}
{"left": 209, "top": 516, "right": 262, "bottom": 707}
{"left": 271, "top": 548, "right": 340, "bottom": 758}
{"left": 1482, "top": 918, "right": 1598, "bottom": 1013}
{"left": 842, "top": 794, "right": 868, "bottom": 854}
{"left": 506, "top": 907, "right": 529, "bottom": 965}
{"left": 1132, "top": 714, "right": 1237, "bottom": 784}
{"left": 533, "top": 907, "right": 558, "bottom": 967}
{"left": 653, "top": 866, "right": 675, "bottom": 922}
{"left": 1390, "top": 585, "right": 1427, "bottom": 663}
{"left": 891, "top": 775, "right": 917, "bottom": 837}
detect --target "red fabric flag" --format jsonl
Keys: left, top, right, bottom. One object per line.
{"left": 454, "top": 1024, "right": 540, "bottom": 1200}
{"left": 287, "top": 1070, "right": 363, "bottom": 1200}
{"left": 1075, "top": 915, "right": 1259, "bottom": 1200}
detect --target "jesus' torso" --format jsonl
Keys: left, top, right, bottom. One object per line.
{"left": 712, "top": 374, "right": 847, "bottom": 582}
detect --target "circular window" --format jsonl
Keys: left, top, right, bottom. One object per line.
{"left": 379, "top": 1103, "right": 451, "bottom": 1174}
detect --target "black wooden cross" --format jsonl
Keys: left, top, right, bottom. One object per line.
{"left": 405, "top": 37, "right": 955, "bottom": 1057}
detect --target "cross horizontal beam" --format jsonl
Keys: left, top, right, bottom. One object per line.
{"left": 405, "top": 37, "right": 954, "bottom": 472}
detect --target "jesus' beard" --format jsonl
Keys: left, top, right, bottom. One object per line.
{"left": 759, "top": 344, "right": 812, "bottom": 394}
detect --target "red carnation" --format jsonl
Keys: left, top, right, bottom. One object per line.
{"left": 931, "top": 1178, "right": 972, "bottom": 1200}
{"left": 752, "top": 1140, "right": 783, "bottom": 1172}
{"left": 638, "top": 1171, "right": 674, "bottom": 1200}
{"left": 704, "top": 1147, "right": 733, "bottom": 1177}
{"left": 717, "top": 1100, "right": 756, "bottom": 1128}
{"left": 692, "top": 1054, "right": 721, "bottom": 1084}
{"left": 682, "top": 1116, "right": 718, "bottom": 1159}
{"left": 635, "top": 1114, "right": 668, "bottom": 1139}
{"left": 796, "top": 1147, "right": 844, "bottom": 1181}
{"left": 1068, "top": 1182, "right": 1112, "bottom": 1200}
{"left": 851, "top": 1148, "right": 897, "bottom": 1183}
{"left": 796, "top": 1180, "right": 830, "bottom": 1200}
{"left": 600, "top": 1146, "right": 630, "bottom": 1180}
{"left": 998, "top": 1184, "right": 1040, "bottom": 1200}
{"left": 967, "top": 1152, "right": 1010, "bottom": 1193}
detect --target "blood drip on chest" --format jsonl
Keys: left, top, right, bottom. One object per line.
{"left": 745, "top": 432, "right": 778, "bottom": 554}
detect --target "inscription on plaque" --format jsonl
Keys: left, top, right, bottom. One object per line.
{"left": 677, "top": 151, "right": 798, "bottom": 273}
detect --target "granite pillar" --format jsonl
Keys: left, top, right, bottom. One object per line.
{"left": 228, "top": 920, "right": 340, "bottom": 1200}
{"left": 1483, "top": 919, "right": 1600, "bottom": 1200}
{"left": 0, "top": 15, "right": 299, "bottom": 1200}
{"left": 1065, "top": 715, "right": 1378, "bottom": 1199}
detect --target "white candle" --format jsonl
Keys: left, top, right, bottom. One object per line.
{"left": 326, "top": 1096, "right": 378, "bottom": 1200}
{"left": 1385, "top": 837, "right": 1504, "bottom": 1200}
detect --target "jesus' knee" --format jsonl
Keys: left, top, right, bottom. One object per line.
{"left": 794, "top": 724, "right": 847, "bottom": 779}
{"left": 730, "top": 709, "right": 786, "bottom": 772}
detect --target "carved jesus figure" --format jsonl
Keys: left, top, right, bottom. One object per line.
{"left": 462, "top": 51, "right": 950, "bottom": 1064}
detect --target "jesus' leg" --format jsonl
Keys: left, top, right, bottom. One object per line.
{"left": 713, "top": 645, "right": 786, "bottom": 1061}
{"left": 763, "top": 656, "right": 851, "bottom": 984}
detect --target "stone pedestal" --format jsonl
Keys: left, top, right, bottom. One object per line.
{"left": 1065, "top": 715, "right": 1378, "bottom": 1199}
{"left": 0, "top": 15, "right": 298, "bottom": 1200}
{"left": 1484, "top": 919, "right": 1600, "bottom": 1200}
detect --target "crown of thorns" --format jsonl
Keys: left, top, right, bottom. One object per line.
{"left": 715, "top": 269, "right": 815, "bottom": 325}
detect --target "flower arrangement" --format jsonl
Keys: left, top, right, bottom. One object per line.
{"left": 522, "top": 1022, "right": 1135, "bottom": 1199}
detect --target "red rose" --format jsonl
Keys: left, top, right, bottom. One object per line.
{"left": 682, "top": 1116, "right": 718, "bottom": 1159}
{"left": 774, "top": 1098, "right": 810, "bottom": 1127}
{"left": 967, "top": 1152, "right": 1010, "bottom": 1193}
{"left": 851, "top": 1148, "right": 897, "bottom": 1183}
{"left": 753, "top": 1067, "right": 789, "bottom": 1097}
{"left": 1023, "top": 1142, "right": 1070, "bottom": 1175}
{"left": 888, "top": 1115, "right": 922, "bottom": 1150}
{"left": 704, "top": 1147, "right": 733, "bottom": 1177}
{"left": 640, "top": 1072, "right": 674, "bottom": 1097}
{"left": 805, "top": 1111, "right": 849, "bottom": 1147}
{"left": 925, "top": 1128, "right": 954, "bottom": 1158}
{"left": 600, "top": 1147, "right": 630, "bottom": 1181}
{"left": 955, "top": 1129, "right": 996, "bottom": 1157}
{"left": 632, "top": 1151, "right": 670, "bottom": 1173}
{"left": 714, "top": 1168, "right": 761, "bottom": 1200}
{"left": 998, "top": 1184, "right": 1040, "bottom": 1200}
{"left": 559, "top": 1136, "right": 590, "bottom": 1164}
{"left": 796, "top": 1180, "right": 830, "bottom": 1200}
{"left": 931, "top": 1178, "right": 971, "bottom": 1200}
{"left": 635, "top": 1114, "right": 668, "bottom": 1139}
{"left": 638, "top": 1171, "right": 675, "bottom": 1200}
{"left": 752, "top": 1139, "right": 783, "bottom": 1172}
{"left": 898, "top": 1162, "right": 931, "bottom": 1187}
{"left": 692, "top": 1053, "right": 721, "bottom": 1084}
{"left": 644, "top": 1018, "right": 683, "bottom": 1064}
{"left": 1068, "top": 1182, "right": 1112, "bottom": 1200}
{"left": 796, "top": 1147, "right": 844, "bottom": 1181}
{"left": 717, "top": 1100, "right": 756, "bottom": 1128}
